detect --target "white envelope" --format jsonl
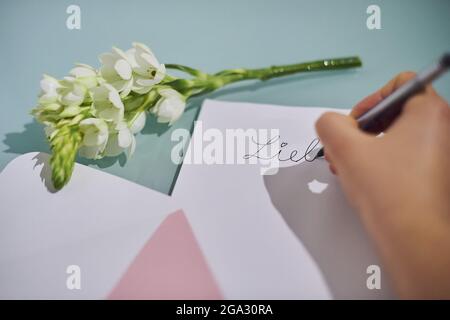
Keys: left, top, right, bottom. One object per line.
{"left": 0, "top": 152, "right": 180, "bottom": 299}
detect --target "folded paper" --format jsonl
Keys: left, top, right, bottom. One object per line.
{"left": 0, "top": 152, "right": 219, "bottom": 299}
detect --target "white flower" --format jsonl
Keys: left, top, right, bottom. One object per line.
{"left": 100, "top": 112, "right": 145, "bottom": 158}
{"left": 104, "top": 121, "right": 136, "bottom": 157}
{"left": 69, "top": 63, "right": 98, "bottom": 89}
{"left": 99, "top": 43, "right": 166, "bottom": 96}
{"left": 57, "top": 64, "right": 98, "bottom": 107}
{"left": 38, "top": 74, "right": 60, "bottom": 105}
{"left": 34, "top": 75, "right": 63, "bottom": 122}
{"left": 58, "top": 76, "right": 87, "bottom": 107}
{"left": 130, "top": 111, "right": 146, "bottom": 134}
{"left": 35, "top": 64, "right": 98, "bottom": 123}
{"left": 99, "top": 47, "right": 133, "bottom": 97}
{"left": 152, "top": 88, "right": 186, "bottom": 125}
{"left": 91, "top": 83, "right": 124, "bottom": 123}
{"left": 126, "top": 42, "right": 166, "bottom": 94}
{"left": 78, "top": 118, "right": 109, "bottom": 159}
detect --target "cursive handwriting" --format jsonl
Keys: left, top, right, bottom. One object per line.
{"left": 243, "top": 136, "right": 320, "bottom": 163}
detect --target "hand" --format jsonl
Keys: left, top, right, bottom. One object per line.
{"left": 315, "top": 72, "right": 450, "bottom": 299}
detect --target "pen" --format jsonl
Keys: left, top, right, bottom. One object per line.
{"left": 315, "top": 52, "right": 450, "bottom": 159}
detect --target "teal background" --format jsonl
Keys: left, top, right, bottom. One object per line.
{"left": 1, "top": 0, "right": 449, "bottom": 194}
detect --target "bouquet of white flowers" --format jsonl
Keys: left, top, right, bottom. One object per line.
{"left": 32, "top": 42, "right": 361, "bottom": 189}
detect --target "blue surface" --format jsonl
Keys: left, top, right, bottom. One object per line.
{"left": 1, "top": 0, "right": 449, "bottom": 194}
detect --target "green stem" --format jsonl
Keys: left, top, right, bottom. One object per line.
{"left": 165, "top": 64, "right": 206, "bottom": 78}
{"left": 244, "top": 56, "right": 361, "bottom": 80}
{"left": 188, "top": 56, "right": 362, "bottom": 97}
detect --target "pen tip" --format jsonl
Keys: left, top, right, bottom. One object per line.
{"left": 442, "top": 53, "right": 450, "bottom": 68}
{"left": 314, "top": 148, "right": 324, "bottom": 160}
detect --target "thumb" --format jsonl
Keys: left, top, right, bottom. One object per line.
{"left": 315, "top": 112, "right": 367, "bottom": 168}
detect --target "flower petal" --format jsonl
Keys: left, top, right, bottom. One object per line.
{"left": 120, "top": 79, "right": 133, "bottom": 97}
{"left": 99, "top": 52, "right": 116, "bottom": 67}
{"left": 131, "top": 84, "right": 152, "bottom": 94}
{"left": 130, "top": 112, "right": 146, "bottom": 134}
{"left": 127, "top": 135, "right": 136, "bottom": 158}
{"left": 136, "top": 78, "right": 159, "bottom": 87}
{"left": 114, "top": 59, "right": 132, "bottom": 80}
{"left": 70, "top": 65, "right": 97, "bottom": 78}
{"left": 104, "top": 134, "right": 123, "bottom": 157}
{"left": 40, "top": 74, "right": 60, "bottom": 93}
{"left": 79, "top": 145, "right": 104, "bottom": 159}
{"left": 118, "top": 127, "right": 133, "bottom": 148}
{"left": 112, "top": 46, "right": 132, "bottom": 64}
{"left": 61, "top": 91, "right": 84, "bottom": 106}
{"left": 98, "top": 108, "right": 123, "bottom": 122}
{"left": 132, "top": 42, "right": 152, "bottom": 54}
{"left": 59, "top": 105, "right": 82, "bottom": 118}
{"left": 108, "top": 89, "right": 124, "bottom": 109}
{"left": 100, "top": 65, "right": 119, "bottom": 80}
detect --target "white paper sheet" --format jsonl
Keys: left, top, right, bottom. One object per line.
{"left": 172, "top": 99, "right": 394, "bottom": 299}
{"left": 0, "top": 152, "right": 180, "bottom": 299}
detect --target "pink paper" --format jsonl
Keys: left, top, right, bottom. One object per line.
{"left": 108, "top": 210, "right": 223, "bottom": 299}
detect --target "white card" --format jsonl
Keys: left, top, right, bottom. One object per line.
{"left": 172, "top": 99, "right": 394, "bottom": 299}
